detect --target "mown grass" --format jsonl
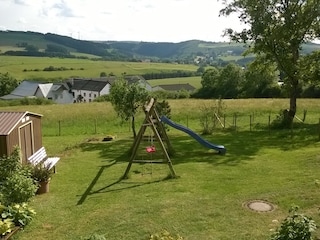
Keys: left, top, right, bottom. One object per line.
{"left": 0, "top": 56, "right": 197, "bottom": 81}
{"left": 2, "top": 98, "right": 320, "bottom": 240}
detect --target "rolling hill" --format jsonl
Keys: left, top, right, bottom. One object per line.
{"left": 0, "top": 30, "right": 319, "bottom": 65}
{"left": 0, "top": 30, "right": 248, "bottom": 62}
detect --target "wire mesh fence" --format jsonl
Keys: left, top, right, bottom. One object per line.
{"left": 42, "top": 110, "right": 320, "bottom": 142}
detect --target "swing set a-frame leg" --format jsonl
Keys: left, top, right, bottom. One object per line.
{"left": 122, "top": 123, "right": 147, "bottom": 179}
{"left": 122, "top": 98, "right": 177, "bottom": 179}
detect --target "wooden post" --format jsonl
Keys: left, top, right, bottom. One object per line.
{"left": 302, "top": 110, "right": 307, "bottom": 122}
{"left": 58, "top": 120, "right": 61, "bottom": 136}
{"left": 318, "top": 118, "right": 320, "bottom": 141}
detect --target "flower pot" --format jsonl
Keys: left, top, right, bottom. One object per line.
{"left": 37, "top": 180, "right": 50, "bottom": 194}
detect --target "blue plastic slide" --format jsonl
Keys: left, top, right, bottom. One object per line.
{"left": 160, "top": 116, "right": 226, "bottom": 154}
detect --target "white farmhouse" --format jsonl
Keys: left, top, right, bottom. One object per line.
{"left": 67, "top": 78, "right": 114, "bottom": 103}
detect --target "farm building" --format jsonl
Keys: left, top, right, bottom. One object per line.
{"left": 124, "top": 75, "right": 153, "bottom": 91}
{"left": 67, "top": 77, "right": 115, "bottom": 103}
{"left": 47, "top": 83, "right": 74, "bottom": 104}
{"left": 0, "top": 111, "right": 43, "bottom": 164}
{"left": 0, "top": 80, "right": 52, "bottom": 100}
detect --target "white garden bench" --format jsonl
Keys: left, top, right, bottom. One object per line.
{"left": 27, "top": 146, "right": 60, "bottom": 173}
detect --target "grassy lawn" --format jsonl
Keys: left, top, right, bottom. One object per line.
{"left": 3, "top": 99, "right": 320, "bottom": 239}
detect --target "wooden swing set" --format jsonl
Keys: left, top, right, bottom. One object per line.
{"left": 122, "top": 98, "right": 177, "bottom": 179}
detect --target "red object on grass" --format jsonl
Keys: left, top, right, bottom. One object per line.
{"left": 146, "top": 145, "right": 156, "bottom": 153}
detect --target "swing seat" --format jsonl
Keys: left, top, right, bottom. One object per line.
{"left": 146, "top": 145, "right": 156, "bottom": 153}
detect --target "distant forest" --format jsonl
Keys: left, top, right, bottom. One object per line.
{"left": 1, "top": 30, "right": 320, "bottom": 67}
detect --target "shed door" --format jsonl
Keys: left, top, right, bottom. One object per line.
{"left": 19, "top": 122, "right": 33, "bottom": 164}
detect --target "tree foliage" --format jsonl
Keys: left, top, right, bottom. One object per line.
{"left": 109, "top": 78, "right": 149, "bottom": 138}
{"left": 216, "top": 63, "right": 244, "bottom": 98}
{"left": 241, "top": 58, "right": 281, "bottom": 98}
{"left": 0, "top": 73, "right": 19, "bottom": 96}
{"left": 220, "top": 0, "right": 320, "bottom": 126}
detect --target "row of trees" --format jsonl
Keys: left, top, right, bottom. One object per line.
{"left": 195, "top": 62, "right": 281, "bottom": 99}
{"left": 219, "top": 0, "right": 320, "bottom": 126}
{"left": 195, "top": 59, "right": 320, "bottom": 99}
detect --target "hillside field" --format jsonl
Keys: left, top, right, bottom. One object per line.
{"left": 0, "top": 55, "right": 198, "bottom": 81}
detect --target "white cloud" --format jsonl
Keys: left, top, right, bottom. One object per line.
{"left": 0, "top": 0, "right": 244, "bottom": 42}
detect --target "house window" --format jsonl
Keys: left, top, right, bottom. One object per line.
{"left": 54, "top": 94, "right": 58, "bottom": 100}
{"left": 84, "top": 92, "right": 86, "bottom": 97}
{"left": 94, "top": 94, "right": 97, "bottom": 98}
{"left": 72, "top": 92, "right": 75, "bottom": 97}
{"left": 89, "top": 93, "right": 91, "bottom": 97}
{"left": 89, "top": 99, "right": 92, "bottom": 102}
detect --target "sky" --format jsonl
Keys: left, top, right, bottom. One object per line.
{"left": 0, "top": 0, "right": 245, "bottom": 43}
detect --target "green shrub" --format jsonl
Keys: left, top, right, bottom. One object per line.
{"left": 1, "top": 173, "right": 37, "bottom": 204}
{"left": 0, "top": 147, "right": 37, "bottom": 205}
{"left": 0, "top": 218, "right": 15, "bottom": 237}
{"left": 271, "top": 206, "right": 317, "bottom": 240}
{"left": 0, "top": 202, "right": 35, "bottom": 237}
{"left": 199, "top": 99, "right": 225, "bottom": 135}
{"left": 271, "top": 109, "right": 293, "bottom": 129}
{"left": 0, "top": 148, "right": 21, "bottom": 182}
{"left": 2, "top": 203, "right": 36, "bottom": 227}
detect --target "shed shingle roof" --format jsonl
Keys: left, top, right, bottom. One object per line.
{"left": 0, "top": 112, "right": 42, "bottom": 135}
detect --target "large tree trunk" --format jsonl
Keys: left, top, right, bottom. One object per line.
{"left": 285, "top": 76, "right": 299, "bottom": 127}
{"left": 284, "top": 46, "right": 299, "bottom": 127}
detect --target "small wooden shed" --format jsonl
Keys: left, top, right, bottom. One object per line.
{"left": 0, "top": 111, "right": 43, "bottom": 164}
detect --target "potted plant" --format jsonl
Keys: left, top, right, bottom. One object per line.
{"left": 32, "top": 164, "right": 52, "bottom": 194}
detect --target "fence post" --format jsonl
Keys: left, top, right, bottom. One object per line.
{"left": 318, "top": 118, "right": 320, "bottom": 141}
{"left": 187, "top": 115, "right": 189, "bottom": 128}
{"left": 223, "top": 114, "right": 226, "bottom": 129}
{"left": 302, "top": 110, "right": 307, "bottom": 122}
{"left": 94, "top": 118, "right": 97, "bottom": 134}
{"left": 250, "top": 115, "right": 252, "bottom": 131}
{"left": 268, "top": 115, "right": 271, "bottom": 133}
{"left": 58, "top": 120, "right": 61, "bottom": 136}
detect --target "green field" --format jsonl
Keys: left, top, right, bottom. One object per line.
{"left": 0, "top": 55, "right": 198, "bottom": 81}
{"left": 1, "top": 98, "right": 320, "bottom": 239}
